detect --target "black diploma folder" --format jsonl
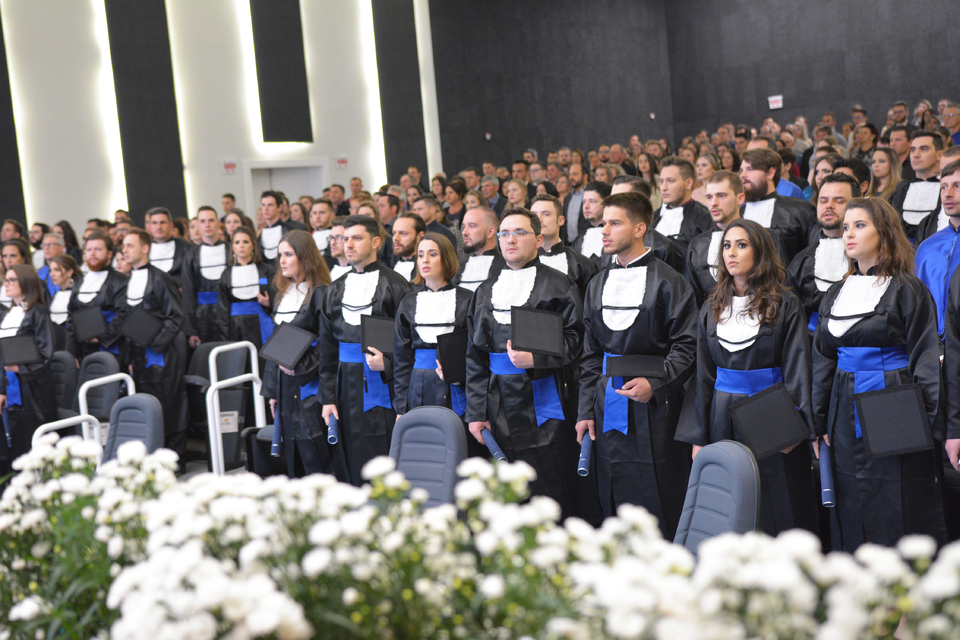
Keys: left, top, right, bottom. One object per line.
{"left": 0, "top": 334, "right": 41, "bottom": 366}
{"left": 605, "top": 355, "right": 664, "bottom": 389}
{"left": 437, "top": 329, "right": 468, "bottom": 386}
{"left": 260, "top": 322, "right": 316, "bottom": 370}
{"left": 728, "top": 382, "right": 809, "bottom": 460}
{"left": 72, "top": 305, "right": 108, "bottom": 343}
{"left": 361, "top": 316, "right": 395, "bottom": 357}
{"left": 120, "top": 307, "right": 163, "bottom": 348}
{"left": 854, "top": 384, "right": 933, "bottom": 457}
{"left": 510, "top": 306, "right": 563, "bottom": 357}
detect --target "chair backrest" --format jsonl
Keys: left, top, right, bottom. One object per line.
{"left": 673, "top": 440, "right": 760, "bottom": 559}
{"left": 186, "top": 341, "right": 248, "bottom": 382}
{"left": 389, "top": 406, "right": 467, "bottom": 508}
{"left": 50, "top": 350, "right": 78, "bottom": 410}
{"left": 101, "top": 394, "right": 164, "bottom": 463}
{"left": 73, "top": 352, "right": 121, "bottom": 419}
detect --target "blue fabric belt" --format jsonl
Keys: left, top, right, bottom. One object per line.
{"left": 100, "top": 310, "right": 119, "bottom": 355}
{"left": 715, "top": 366, "right": 784, "bottom": 396}
{"left": 300, "top": 376, "right": 319, "bottom": 400}
{"left": 807, "top": 311, "right": 819, "bottom": 333}
{"left": 5, "top": 371, "right": 21, "bottom": 407}
{"left": 231, "top": 300, "right": 275, "bottom": 346}
{"left": 602, "top": 353, "right": 631, "bottom": 434}
{"left": 837, "top": 345, "right": 909, "bottom": 438}
{"left": 450, "top": 385, "right": 466, "bottom": 417}
{"left": 338, "top": 342, "right": 392, "bottom": 412}
{"left": 197, "top": 291, "right": 218, "bottom": 305}
{"left": 414, "top": 348, "right": 437, "bottom": 369}
{"left": 259, "top": 277, "right": 268, "bottom": 286}
{"left": 489, "top": 352, "right": 564, "bottom": 427}
{"left": 146, "top": 347, "right": 164, "bottom": 368}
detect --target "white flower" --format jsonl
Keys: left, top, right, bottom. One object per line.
{"left": 479, "top": 574, "right": 505, "bottom": 599}
{"left": 107, "top": 536, "right": 125, "bottom": 559}
{"left": 342, "top": 587, "right": 360, "bottom": 606}
{"left": 301, "top": 548, "right": 332, "bottom": 577}
{"left": 457, "top": 457, "right": 494, "bottom": 480}
{"left": 496, "top": 460, "right": 537, "bottom": 484}
{"left": 455, "top": 477, "right": 486, "bottom": 503}
{"left": 58, "top": 473, "right": 90, "bottom": 494}
{"left": 67, "top": 439, "right": 102, "bottom": 460}
{"left": 308, "top": 519, "right": 342, "bottom": 546}
{"left": 898, "top": 535, "right": 937, "bottom": 561}
{"left": 30, "top": 541, "right": 51, "bottom": 558}
{"left": 361, "top": 456, "right": 396, "bottom": 480}
{"left": 19, "top": 509, "right": 46, "bottom": 530}
{"left": 116, "top": 440, "right": 147, "bottom": 465}
{"left": 382, "top": 471, "right": 406, "bottom": 489}
{"left": 409, "top": 487, "right": 430, "bottom": 503}
{"left": 9, "top": 596, "right": 43, "bottom": 621}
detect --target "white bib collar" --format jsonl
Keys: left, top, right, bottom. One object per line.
{"left": 77, "top": 269, "right": 109, "bottom": 304}
{"left": 393, "top": 260, "right": 416, "bottom": 282}
{"left": 581, "top": 227, "right": 604, "bottom": 258}
{"left": 261, "top": 226, "right": 284, "bottom": 260}
{"left": 274, "top": 281, "right": 309, "bottom": 325}
{"left": 231, "top": 265, "right": 260, "bottom": 300}
{"left": 127, "top": 268, "right": 149, "bottom": 306}
{"left": 902, "top": 181, "right": 940, "bottom": 225}
{"left": 330, "top": 264, "right": 351, "bottom": 281}
{"left": 199, "top": 244, "right": 227, "bottom": 281}
{"left": 149, "top": 240, "right": 176, "bottom": 272}
{"left": 414, "top": 288, "right": 457, "bottom": 344}
{"left": 539, "top": 251, "right": 569, "bottom": 276}
{"left": 313, "top": 229, "right": 331, "bottom": 252}
{"left": 717, "top": 296, "right": 761, "bottom": 352}
{"left": 601, "top": 266, "right": 647, "bottom": 330}
{"left": 707, "top": 230, "right": 723, "bottom": 281}
{"left": 50, "top": 290, "right": 71, "bottom": 325}
{"left": 813, "top": 237, "right": 849, "bottom": 292}
{"left": 491, "top": 266, "right": 537, "bottom": 324}
{"left": 0, "top": 305, "right": 25, "bottom": 338}
{"left": 460, "top": 254, "right": 495, "bottom": 291}
{"left": 342, "top": 270, "right": 381, "bottom": 326}
{"left": 743, "top": 198, "right": 776, "bottom": 228}
{"left": 827, "top": 275, "right": 891, "bottom": 337}
{"left": 656, "top": 205, "right": 684, "bottom": 238}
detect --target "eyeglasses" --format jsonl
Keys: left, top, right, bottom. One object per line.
{"left": 496, "top": 230, "right": 534, "bottom": 239}
{"left": 4, "top": 278, "right": 17, "bottom": 285}
{"left": 41, "top": 243, "right": 60, "bottom": 248}
{"left": 330, "top": 235, "right": 345, "bottom": 242}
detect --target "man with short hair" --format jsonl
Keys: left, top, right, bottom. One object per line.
{"left": 821, "top": 112, "right": 847, "bottom": 146}
{"left": 546, "top": 162, "right": 562, "bottom": 184}
{"left": 891, "top": 130, "right": 944, "bottom": 241}
{"left": 412, "top": 195, "right": 458, "bottom": 250}
{"left": 563, "top": 162, "right": 587, "bottom": 243}
{"left": 891, "top": 100, "right": 915, "bottom": 130}
{"left": 462, "top": 166, "right": 482, "bottom": 191}
{"left": 651, "top": 156, "right": 712, "bottom": 254}
{"left": 256, "top": 190, "right": 298, "bottom": 265}
{"left": 320, "top": 215, "right": 411, "bottom": 485}
{"left": 799, "top": 124, "right": 833, "bottom": 177}
{"left": 834, "top": 157, "right": 871, "bottom": 197}
{"left": 574, "top": 181, "right": 612, "bottom": 268}
{"left": 778, "top": 148, "right": 809, "bottom": 192}
{"left": 466, "top": 207, "right": 585, "bottom": 518}
{"left": 327, "top": 217, "right": 351, "bottom": 280}
{"left": 734, "top": 130, "right": 751, "bottom": 154}
{"left": 611, "top": 176, "right": 685, "bottom": 273}
{"left": 739, "top": 149, "right": 816, "bottom": 262}
{"left": 557, "top": 147, "right": 572, "bottom": 168}
{"left": 512, "top": 159, "right": 537, "bottom": 200}
{"left": 115, "top": 209, "right": 131, "bottom": 224}
{"left": 610, "top": 144, "right": 637, "bottom": 176}
{"left": 851, "top": 106, "right": 868, "bottom": 126}
{"left": 121, "top": 228, "right": 188, "bottom": 468}
{"left": 376, "top": 193, "right": 401, "bottom": 233}
{"left": 889, "top": 125, "right": 917, "bottom": 182}
{"left": 916, "top": 148, "right": 960, "bottom": 241}
{"left": 942, "top": 103, "right": 960, "bottom": 146}
{"left": 916, "top": 160, "right": 960, "bottom": 340}
{"left": 37, "top": 233, "right": 64, "bottom": 298}
{"left": 684, "top": 171, "right": 746, "bottom": 306}
{"left": 528, "top": 161, "right": 545, "bottom": 186}
{"left": 481, "top": 162, "right": 496, "bottom": 177}
{"left": 786, "top": 173, "right": 858, "bottom": 332}
{"left": 221, "top": 194, "right": 236, "bottom": 217}
{"left": 1, "top": 219, "right": 22, "bottom": 242}
{"left": 532, "top": 194, "right": 597, "bottom": 298}
{"left": 577, "top": 191, "right": 697, "bottom": 538}
{"left": 597, "top": 144, "right": 611, "bottom": 163}
{"left": 454, "top": 206, "right": 503, "bottom": 291}
{"left": 480, "top": 175, "right": 505, "bottom": 216}
{"left": 309, "top": 198, "right": 336, "bottom": 258}
{"left": 407, "top": 165, "right": 426, "bottom": 190}
{"left": 65, "top": 229, "right": 128, "bottom": 362}
{"left": 349, "top": 177, "right": 363, "bottom": 197}
{"left": 390, "top": 213, "right": 425, "bottom": 282}
{"left": 184, "top": 206, "right": 230, "bottom": 345}
{"left": 329, "top": 184, "right": 349, "bottom": 217}
{"left": 749, "top": 136, "right": 805, "bottom": 199}
{"left": 145, "top": 206, "right": 195, "bottom": 294}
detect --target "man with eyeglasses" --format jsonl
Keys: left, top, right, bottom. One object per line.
{"left": 465, "top": 207, "right": 587, "bottom": 520}
{"left": 37, "top": 233, "right": 65, "bottom": 299}
{"left": 326, "top": 217, "right": 351, "bottom": 281}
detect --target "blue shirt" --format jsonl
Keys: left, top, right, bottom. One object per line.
{"left": 776, "top": 178, "right": 804, "bottom": 200}
{"left": 915, "top": 222, "right": 960, "bottom": 338}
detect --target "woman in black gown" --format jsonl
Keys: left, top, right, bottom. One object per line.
{"left": 215, "top": 226, "right": 275, "bottom": 350}
{"left": 812, "top": 197, "right": 946, "bottom": 551}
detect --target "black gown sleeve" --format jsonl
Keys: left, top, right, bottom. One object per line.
{"left": 150, "top": 272, "right": 185, "bottom": 353}
{"left": 778, "top": 292, "right": 814, "bottom": 437}
{"left": 646, "top": 275, "right": 698, "bottom": 405}
{"left": 576, "top": 278, "right": 604, "bottom": 423}
{"left": 392, "top": 293, "right": 417, "bottom": 415}
{"left": 19, "top": 307, "right": 55, "bottom": 377}
{"left": 900, "top": 276, "right": 942, "bottom": 432}
{"left": 676, "top": 305, "right": 716, "bottom": 446}
{"left": 811, "top": 287, "right": 840, "bottom": 438}
{"left": 317, "top": 283, "right": 340, "bottom": 406}
{"left": 464, "top": 285, "right": 490, "bottom": 423}
{"left": 102, "top": 272, "right": 129, "bottom": 350}
{"left": 529, "top": 277, "right": 584, "bottom": 377}
{"left": 215, "top": 270, "right": 231, "bottom": 342}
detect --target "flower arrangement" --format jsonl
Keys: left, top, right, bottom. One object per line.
{"left": 2, "top": 435, "right": 960, "bottom": 640}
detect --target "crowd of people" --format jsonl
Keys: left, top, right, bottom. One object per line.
{"left": 3, "top": 96, "right": 960, "bottom": 554}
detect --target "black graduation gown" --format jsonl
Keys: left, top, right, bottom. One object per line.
{"left": 785, "top": 233, "right": 849, "bottom": 330}
{"left": 465, "top": 259, "right": 584, "bottom": 518}
{"left": 120, "top": 265, "right": 188, "bottom": 458}
{"left": 64, "top": 268, "right": 129, "bottom": 362}
{"left": 891, "top": 177, "right": 941, "bottom": 242}
{"left": 538, "top": 243, "right": 598, "bottom": 300}
{"left": 740, "top": 192, "right": 816, "bottom": 263}
{"left": 676, "top": 291, "right": 818, "bottom": 536}
{"left": 148, "top": 237, "right": 196, "bottom": 303}
{"left": 318, "top": 262, "right": 411, "bottom": 485}
{"left": 812, "top": 272, "right": 947, "bottom": 550}
{"left": 572, "top": 226, "right": 609, "bottom": 270}
{"left": 684, "top": 227, "right": 722, "bottom": 308}
{"left": 577, "top": 251, "right": 696, "bottom": 538}
{"left": 257, "top": 220, "right": 298, "bottom": 267}
{"left": 651, "top": 199, "right": 713, "bottom": 255}
{"left": 184, "top": 242, "right": 231, "bottom": 342}
{"left": 214, "top": 263, "right": 276, "bottom": 349}
{"left": 646, "top": 229, "right": 686, "bottom": 274}
{"left": 261, "top": 285, "right": 346, "bottom": 479}
{"left": 452, "top": 249, "right": 505, "bottom": 291}
{"left": 0, "top": 305, "right": 57, "bottom": 473}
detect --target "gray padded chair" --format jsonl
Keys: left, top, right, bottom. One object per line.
{"left": 72, "top": 352, "right": 121, "bottom": 420}
{"left": 389, "top": 406, "right": 467, "bottom": 508}
{"left": 674, "top": 440, "right": 760, "bottom": 559}
{"left": 49, "top": 350, "right": 79, "bottom": 420}
{"left": 101, "top": 394, "right": 164, "bottom": 464}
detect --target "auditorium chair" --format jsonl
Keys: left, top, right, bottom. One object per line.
{"left": 389, "top": 406, "right": 467, "bottom": 508}
{"left": 673, "top": 440, "right": 760, "bottom": 559}
{"left": 100, "top": 394, "right": 164, "bottom": 464}
{"left": 72, "top": 352, "right": 121, "bottom": 421}
{"left": 49, "top": 350, "right": 79, "bottom": 420}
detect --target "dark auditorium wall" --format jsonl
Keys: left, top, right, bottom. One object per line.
{"left": 664, "top": 0, "right": 960, "bottom": 142}
{"left": 429, "top": 0, "right": 674, "bottom": 174}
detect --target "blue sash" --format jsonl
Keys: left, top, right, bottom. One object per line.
{"left": 338, "top": 342, "right": 392, "bottom": 411}
{"left": 415, "top": 348, "right": 465, "bottom": 416}
{"left": 231, "top": 300, "right": 275, "bottom": 346}
{"left": 101, "top": 310, "right": 120, "bottom": 355}
{"left": 489, "top": 352, "right": 564, "bottom": 427}
{"left": 837, "top": 346, "right": 910, "bottom": 438}
{"left": 715, "top": 366, "right": 784, "bottom": 396}
{"left": 197, "top": 291, "right": 218, "bottom": 305}
{"left": 807, "top": 311, "right": 819, "bottom": 333}
{"left": 39, "top": 265, "right": 57, "bottom": 299}
{"left": 300, "top": 376, "right": 319, "bottom": 400}
{"left": 602, "top": 353, "right": 630, "bottom": 434}
{"left": 145, "top": 347, "right": 164, "bottom": 368}
{"left": 259, "top": 277, "right": 268, "bottom": 286}
{"left": 5, "top": 371, "right": 21, "bottom": 407}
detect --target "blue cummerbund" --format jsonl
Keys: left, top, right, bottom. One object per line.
{"left": 489, "top": 352, "right": 564, "bottom": 427}
{"left": 715, "top": 366, "right": 783, "bottom": 396}
{"left": 338, "top": 342, "right": 392, "bottom": 412}
{"left": 837, "top": 345, "right": 909, "bottom": 438}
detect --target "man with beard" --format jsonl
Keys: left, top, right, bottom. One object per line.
{"left": 557, "top": 147, "right": 572, "bottom": 169}
{"left": 610, "top": 176, "right": 685, "bottom": 274}
{"left": 64, "top": 229, "right": 128, "bottom": 362}
{"left": 597, "top": 144, "right": 611, "bottom": 164}
{"left": 891, "top": 130, "right": 944, "bottom": 242}
{"left": 320, "top": 215, "right": 411, "bottom": 485}
{"left": 738, "top": 149, "right": 815, "bottom": 263}
{"left": 563, "top": 162, "right": 588, "bottom": 244}
{"left": 453, "top": 206, "right": 503, "bottom": 292}
{"left": 480, "top": 175, "right": 505, "bottom": 216}
{"left": 465, "top": 208, "right": 584, "bottom": 518}
{"left": 576, "top": 192, "right": 697, "bottom": 539}
{"left": 390, "top": 213, "right": 425, "bottom": 282}
{"left": 574, "top": 181, "right": 612, "bottom": 269}
{"left": 651, "top": 157, "right": 712, "bottom": 254}
{"left": 184, "top": 207, "right": 230, "bottom": 345}
{"left": 532, "top": 194, "right": 597, "bottom": 298}
{"left": 916, "top": 160, "right": 960, "bottom": 339}
{"left": 785, "top": 173, "right": 857, "bottom": 333}
{"left": 684, "top": 171, "right": 746, "bottom": 307}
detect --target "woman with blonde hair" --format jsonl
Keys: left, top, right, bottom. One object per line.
{"left": 866, "top": 147, "right": 902, "bottom": 202}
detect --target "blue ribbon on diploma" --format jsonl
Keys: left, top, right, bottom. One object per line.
{"left": 481, "top": 429, "right": 506, "bottom": 462}
{"left": 578, "top": 436, "right": 593, "bottom": 476}
{"left": 327, "top": 413, "right": 339, "bottom": 445}
{"left": 819, "top": 441, "right": 835, "bottom": 508}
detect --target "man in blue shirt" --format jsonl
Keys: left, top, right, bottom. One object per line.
{"left": 915, "top": 159, "right": 960, "bottom": 339}
{"left": 748, "top": 136, "right": 805, "bottom": 199}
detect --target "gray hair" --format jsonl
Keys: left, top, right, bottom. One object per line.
{"left": 387, "top": 185, "right": 406, "bottom": 203}
{"left": 480, "top": 175, "right": 500, "bottom": 187}
{"left": 42, "top": 232, "right": 64, "bottom": 247}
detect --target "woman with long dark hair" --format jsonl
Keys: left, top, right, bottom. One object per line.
{"left": 215, "top": 226, "right": 275, "bottom": 350}
{"left": 812, "top": 198, "right": 946, "bottom": 551}
{"left": 0, "top": 264, "right": 57, "bottom": 475}
{"left": 53, "top": 220, "right": 82, "bottom": 264}
{"left": 678, "top": 219, "right": 817, "bottom": 536}
{"left": 47, "top": 254, "right": 78, "bottom": 351}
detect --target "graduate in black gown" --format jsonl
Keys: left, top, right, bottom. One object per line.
{"left": 610, "top": 176, "right": 686, "bottom": 274}
{"left": 452, "top": 206, "right": 503, "bottom": 292}
{"left": 215, "top": 226, "right": 276, "bottom": 350}
{"left": 531, "top": 194, "right": 597, "bottom": 299}
{"left": 785, "top": 174, "right": 857, "bottom": 333}
{"left": 257, "top": 191, "right": 300, "bottom": 267}
{"left": 260, "top": 230, "right": 341, "bottom": 478}
{"left": 576, "top": 192, "right": 697, "bottom": 539}
{"left": 392, "top": 233, "right": 473, "bottom": 427}
{"left": 184, "top": 207, "right": 231, "bottom": 346}
{"left": 650, "top": 156, "right": 713, "bottom": 255}
{"left": 319, "top": 216, "right": 411, "bottom": 485}
{"left": 0, "top": 265, "right": 57, "bottom": 475}
{"left": 676, "top": 219, "right": 818, "bottom": 536}
{"left": 64, "top": 230, "right": 128, "bottom": 362}
{"left": 119, "top": 229, "right": 188, "bottom": 467}
{"left": 573, "top": 182, "right": 611, "bottom": 270}
{"left": 47, "top": 255, "right": 78, "bottom": 352}
{"left": 145, "top": 207, "right": 195, "bottom": 304}
{"left": 812, "top": 197, "right": 947, "bottom": 551}
{"left": 466, "top": 207, "right": 584, "bottom": 518}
